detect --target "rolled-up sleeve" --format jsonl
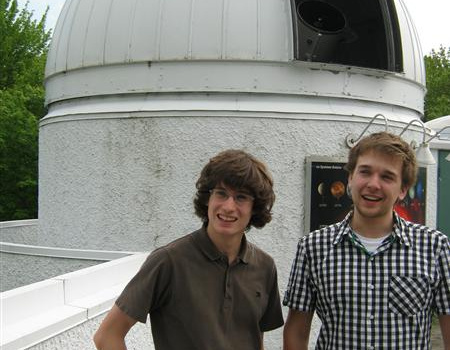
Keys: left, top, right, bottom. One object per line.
{"left": 434, "top": 237, "right": 450, "bottom": 315}
{"left": 283, "top": 236, "right": 316, "bottom": 312}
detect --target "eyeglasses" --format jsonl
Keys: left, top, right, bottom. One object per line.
{"left": 209, "top": 188, "right": 254, "bottom": 205}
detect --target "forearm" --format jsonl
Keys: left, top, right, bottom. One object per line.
{"left": 283, "top": 310, "right": 313, "bottom": 350}
{"left": 283, "top": 327, "right": 309, "bottom": 350}
{"left": 93, "top": 305, "right": 136, "bottom": 350}
{"left": 439, "top": 315, "right": 450, "bottom": 349}
{"left": 93, "top": 334, "right": 127, "bottom": 350}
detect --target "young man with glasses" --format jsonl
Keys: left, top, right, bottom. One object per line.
{"left": 283, "top": 132, "right": 450, "bottom": 349}
{"left": 94, "top": 149, "right": 284, "bottom": 350}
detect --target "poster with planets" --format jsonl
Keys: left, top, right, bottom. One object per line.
{"left": 394, "top": 166, "right": 426, "bottom": 224}
{"left": 305, "top": 157, "right": 353, "bottom": 232}
{"left": 304, "top": 157, "right": 426, "bottom": 232}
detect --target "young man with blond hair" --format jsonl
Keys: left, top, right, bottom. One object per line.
{"left": 283, "top": 132, "right": 450, "bottom": 349}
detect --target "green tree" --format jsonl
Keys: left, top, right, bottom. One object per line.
{"left": 424, "top": 46, "right": 450, "bottom": 121}
{"left": 0, "top": 0, "right": 50, "bottom": 220}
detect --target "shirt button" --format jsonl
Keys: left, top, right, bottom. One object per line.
{"left": 368, "top": 314, "right": 374, "bottom": 320}
{"left": 368, "top": 284, "right": 374, "bottom": 290}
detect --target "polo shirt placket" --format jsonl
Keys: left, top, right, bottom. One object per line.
{"left": 222, "top": 258, "right": 235, "bottom": 330}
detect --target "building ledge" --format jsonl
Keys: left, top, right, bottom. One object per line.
{"left": 0, "top": 242, "right": 136, "bottom": 261}
{"left": 0, "top": 219, "right": 38, "bottom": 228}
{"left": 1, "top": 253, "right": 147, "bottom": 349}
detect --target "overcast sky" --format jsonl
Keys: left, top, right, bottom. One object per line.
{"left": 17, "top": 0, "right": 450, "bottom": 55}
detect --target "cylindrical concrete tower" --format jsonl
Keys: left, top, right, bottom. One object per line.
{"left": 39, "top": 1, "right": 432, "bottom": 333}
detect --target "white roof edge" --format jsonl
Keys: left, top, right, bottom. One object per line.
{"left": 0, "top": 253, "right": 147, "bottom": 349}
{"left": 430, "top": 140, "right": 450, "bottom": 151}
{"left": 425, "top": 116, "right": 450, "bottom": 146}
{"left": 425, "top": 116, "right": 450, "bottom": 130}
{"left": 0, "top": 242, "right": 137, "bottom": 261}
{"left": 0, "top": 219, "right": 38, "bottom": 228}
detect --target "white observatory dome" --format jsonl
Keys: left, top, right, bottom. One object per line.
{"left": 39, "top": 0, "right": 433, "bottom": 276}
{"left": 44, "top": 0, "right": 425, "bottom": 109}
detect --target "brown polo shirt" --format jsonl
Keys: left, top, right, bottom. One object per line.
{"left": 116, "top": 227, "right": 284, "bottom": 350}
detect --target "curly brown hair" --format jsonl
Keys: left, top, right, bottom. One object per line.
{"left": 345, "top": 132, "right": 418, "bottom": 190}
{"left": 194, "top": 149, "right": 275, "bottom": 229}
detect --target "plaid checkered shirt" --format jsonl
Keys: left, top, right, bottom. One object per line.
{"left": 283, "top": 211, "right": 450, "bottom": 349}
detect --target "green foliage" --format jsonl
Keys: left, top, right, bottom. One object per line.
{"left": 0, "top": 0, "right": 50, "bottom": 220}
{"left": 0, "top": 88, "right": 39, "bottom": 219}
{"left": 0, "top": 0, "right": 50, "bottom": 89}
{"left": 424, "top": 46, "right": 450, "bottom": 121}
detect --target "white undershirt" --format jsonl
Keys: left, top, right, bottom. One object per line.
{"left": 353, "top": 231, "right": 391, "bottom": 253}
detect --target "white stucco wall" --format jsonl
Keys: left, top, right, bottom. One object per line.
{"left": 39, "top": 111, "right": 429, "bottom": 248}
{"left": 38, "top": 97, "right": 438, "bottom": 295}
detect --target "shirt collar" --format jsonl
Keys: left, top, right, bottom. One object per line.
{"left": 192, "top": 226, "right": 249, "bottom": 264}
{"left": 332, "top": 210, "right": 410, "bottom": 246}
{"left": 333, "top": 211, "right": 354, "bottom": 245}
{"left": 392, "top": 211, "right": 411, "bottom": 246}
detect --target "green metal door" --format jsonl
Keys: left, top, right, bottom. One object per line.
{"left": 437, "top": 150, "right": 450, "bottom": 237}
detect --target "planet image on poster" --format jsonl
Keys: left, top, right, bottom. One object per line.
{"left": 408, "top": 186, "right": 415, "bottom": 199}
{"left": 318, "top": 182, "right": 325, "bottom": 196}
{"left": 416, "top": 180, "right": 424, "bottom": 200}
{"left": 318, "top": 182, "right": 327, "bottom": 204}
{"left": 330, "top": 181, "right": 345, "bottom": 200}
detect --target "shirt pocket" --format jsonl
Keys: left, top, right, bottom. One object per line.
{"left": 388, "top": 275, "right": 430, "bottom": 317}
